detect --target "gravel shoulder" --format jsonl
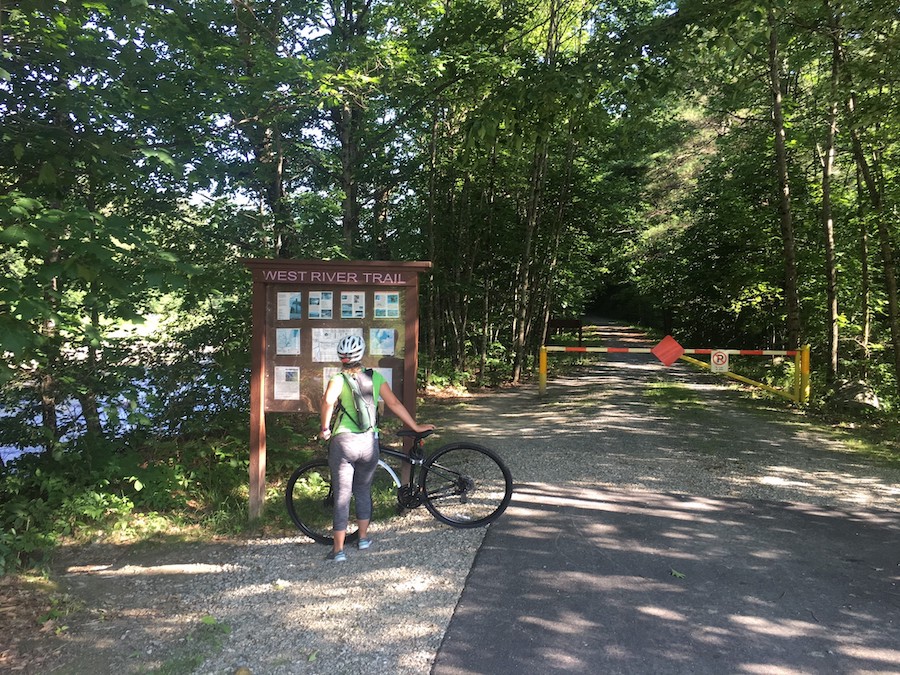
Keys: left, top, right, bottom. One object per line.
{"left": 5, "top": 324, "right": 899, "bottom": 674}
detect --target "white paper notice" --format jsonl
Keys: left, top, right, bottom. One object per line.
{"left": 374, "top": 291, "right": 400, "bottom": 318}
{"left": 277, "top": 292, "right": 303, "bottom": 320}
{"left": 274, "top": 366, "right": 301, "bottom": 400}
{"left": 308, "top": 291, "right": 334, "bottom": 319}
{"left": 340, "top": 291, "right": 366, "bottom": 319}
{"left": 369, "top": 328, "right": 395, "bottom": 356}
{"left": 276, "top": 328, "right": 301, "bottom": 355}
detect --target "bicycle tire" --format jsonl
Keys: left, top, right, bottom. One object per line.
{"left": 285, "top": 459, "right": 359, "bottom": 545}
{"left": 285, "top": 458, "right": 399, "bottom": 545}
{"left": 420, "top": 442, "right": 513, "bottom": 528}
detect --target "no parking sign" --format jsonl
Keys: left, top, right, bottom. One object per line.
{"left": 711, "top": 350, "right": 729, "bottom": 373}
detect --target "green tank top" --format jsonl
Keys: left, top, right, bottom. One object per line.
{"left": 331, "top": 369, "right": 385, "bottom": 435}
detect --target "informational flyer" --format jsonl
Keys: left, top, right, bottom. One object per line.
{"left": 277, "top": 292, "right": 303, "bottom": 321}
{"left": 369, "top": 328, "right": 395, "bottom": 356}
{"left": 340, "top": 291, "right": 366, "bottom": 319}
{"left": 374, "top": 291, "right": 400, "bottom": 318}
{"left": 275, "top": 328, "right": 301, "bottom": 355}
{"left": 312, "top": 327, "right": 362, "bottom": 362}
{"left": 273, "top": 366, "right": 301, "bottom": 400}
{"left": 308, "top": 291, "right": 334, "bottom": 319}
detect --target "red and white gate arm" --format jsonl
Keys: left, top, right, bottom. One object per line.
{"left": 541, "top": 346, "right": 798, "bottom": 356}
{"left": 538, "top": 342, "right": 810, "bottom": 404}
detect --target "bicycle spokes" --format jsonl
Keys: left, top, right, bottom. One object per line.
{"left": 421, "top": 443, "right": 512, "bottom": 528}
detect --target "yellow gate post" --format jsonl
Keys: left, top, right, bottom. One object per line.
{"left": 539, "top": 346, "right": 548, "bottom": 396}
{"left": 801, "top": 344, "right": 811, "bottom": 403}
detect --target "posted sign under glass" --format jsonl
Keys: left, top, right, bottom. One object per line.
{"left": 243, "top": 259, "right": 432, "bottom": 519}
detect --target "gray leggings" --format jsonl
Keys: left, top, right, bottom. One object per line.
{"left": 328, "top": 430, "right": 380, "bottom": 532}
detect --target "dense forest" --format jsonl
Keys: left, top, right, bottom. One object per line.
{"left": 1, "top": 0, "right": 898, "bottom": 567}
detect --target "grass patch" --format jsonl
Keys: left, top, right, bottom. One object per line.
{"left": 811, "top": 414, "right": 900, "bottom": 468}
{"left": 144, "top": 615, "right": 231, "bottom": 675}
{"left": 644, "top": 382, "right": 705, "bottom": 408}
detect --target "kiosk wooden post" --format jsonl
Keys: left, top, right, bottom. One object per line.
{"left": 243, "top": 259, "right": 432, "bottom": 520}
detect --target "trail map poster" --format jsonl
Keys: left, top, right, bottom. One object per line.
{"left": 369, "top": 328, "right": 395, "bottom": 356}
{"left": 275, "top": 328, "right": 301, "bottom": 355}
{"left": 312, "top": 327, "right": 362, "bottom": 362}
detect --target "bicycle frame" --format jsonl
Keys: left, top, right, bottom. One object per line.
{"left": 376, "top": 438, "right": 425, "bottom": 489}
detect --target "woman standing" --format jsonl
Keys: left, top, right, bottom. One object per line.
{"left": 319, "top": 335, "right": 434, "bottom": 561}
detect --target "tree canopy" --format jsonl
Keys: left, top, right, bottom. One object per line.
{"left": 2, "top": 0, "right": 899, "bottom": 457}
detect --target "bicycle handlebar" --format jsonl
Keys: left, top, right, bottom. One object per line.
{"left": 395, "top": 428, "right": 435, "bottom": 442}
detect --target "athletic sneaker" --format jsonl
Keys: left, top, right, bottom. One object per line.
{"left": 326, "top": 549, "right": 347, "bottom": 562}
{"left": 357, "top": 538, "right": 372, "bottom": 550}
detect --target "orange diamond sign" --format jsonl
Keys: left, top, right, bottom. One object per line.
{"left": 652, "top": 335, "right": 684, "bottom": 366}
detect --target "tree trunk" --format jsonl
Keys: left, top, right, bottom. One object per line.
{"left": 511, "top": 0, "right": 561, "bottom": 383}
{"left": 40, "top": 245, "right": 61, "bottom": 446}
{"left": 479, "top": 276, "right": 490, "bottom": 385}
{"left": 821, "top": 1, "right": 841, "bottom": 383}
{"left": 327, "top": 0, "right": 372, "bottom": 256}
{"left": 767, "top": 5, "right": 802, "bottom": 350}
{"left": 423, "top": 106, "right": 440, "bottom": 380}
{"left": 78, "top": 299, "right": 103, "bottom": 436}
{"left": 856, "top": 169, "right": 871, "bottom": 367}
{"left": 476, "top": 139, "right": 500, "bottom": 384}
{"left": 372, "top": 182, "right": 391, "bottom": 259}
{"left": 537, "top": 117, "right": 579, "bottom": 361}
{"left": 334, "top": 100, "right": 361, "bottom": 254}
{"left": 265, "top": 125, "right": 291, "bottom": 258}
{"left": 846, "top": 100, "right": 900, "bottom": 389}
{"left": 511, "top": 139, "right": 549, "bottom": 384}
{"left": 232, "top": 0, "right": 291, "bottom": 258}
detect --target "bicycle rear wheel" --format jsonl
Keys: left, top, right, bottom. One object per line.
{"left": 420, "top": 442, "right": 513, "bottom": 528}
{"left": 285, "top": 458, "right": 399, "bottom": 545}
{"left": 285, "top": 459, "right": 359, "bottom": 545}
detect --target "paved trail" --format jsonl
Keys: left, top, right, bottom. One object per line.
{"left": 431, "top": 321, "right": 900, "bottom": 675}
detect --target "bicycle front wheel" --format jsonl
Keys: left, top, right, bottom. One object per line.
{"left": 285, "top": 459, "right": 358, "bottom": 545}
{"left": 420, "top": 442, "right": 513, "bottom": 528}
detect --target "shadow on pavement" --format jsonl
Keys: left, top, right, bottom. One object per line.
{"left": 433, "top": 484, "right": 900, "bottom": 675}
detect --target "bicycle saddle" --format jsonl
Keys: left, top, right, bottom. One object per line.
{"left": 396, "top": 428, "right": 435, "bottom": 441}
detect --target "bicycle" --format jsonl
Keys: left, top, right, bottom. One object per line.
{"left": 285, "top": 429, "right": 513, "bottom": 545}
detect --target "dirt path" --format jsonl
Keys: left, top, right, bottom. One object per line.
{"left": 2, "top": 320, "right": 897, "bottom": 674}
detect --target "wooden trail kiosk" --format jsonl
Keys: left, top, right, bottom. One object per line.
{"left": 243, "top": 259, "right": 432, "bottom": 520}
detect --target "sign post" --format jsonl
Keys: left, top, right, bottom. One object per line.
{"left": 243, "top": 259, "right": 432, "bottom": 520}
{"left": 710, "top": 350, "right": 729, "bottom": 373}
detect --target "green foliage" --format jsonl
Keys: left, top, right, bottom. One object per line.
{"left": 0, "top": 417, "right": 307, "bottom": 573}
{"left": 0, "top": 447, "right": 136, "bottom": 573}
{"left": 421, "top": 359, "right": 475, "bottom": 390}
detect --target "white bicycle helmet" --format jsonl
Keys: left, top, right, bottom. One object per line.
{"left": 336, "top": 335, "right": 365, "bottom": 364}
